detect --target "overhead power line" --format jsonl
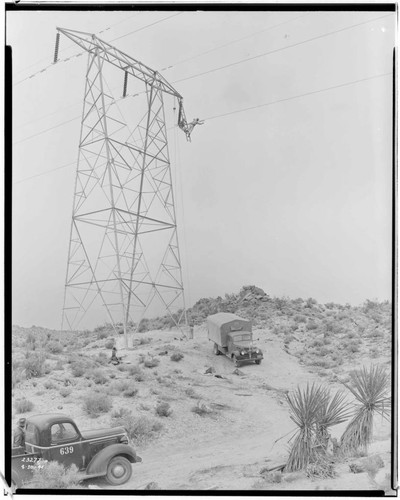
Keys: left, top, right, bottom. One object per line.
{"left": 13, "top": 12, "right": 182, "bottom": 86}
{"left": 15, "top": 13, "right": 308, "bottom": 129}
{"left": 13, "top": 70, "right": 392, "bottom": 185}
{"left": 13, "top": 116, "right": 80, "bottom": 145}
{"left": 160, "top": 12, "right": 311, "bottom": 71}
{"left": 203, "top": 71, "right": 392, "bottom": 121}
{"left": 13, "top": 12, "right": 391, "bottom": 131}
{"left": 13, "top": 13, "right": 143, "bottom": 78}
{"left": 111, "top": 12, "right": 183, "bottom": 42}
{"left": 13, "top": 159, "right": 77, "bottom": 184}
{"left": 175, "top": 13, "right": 393, "bottom": 85}
{"left": 13, "top": 13, "right": 393, "bottom": 145}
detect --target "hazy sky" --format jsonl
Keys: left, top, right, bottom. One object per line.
{"left": 8, "top": 6, "right": 395, "bottom": 329}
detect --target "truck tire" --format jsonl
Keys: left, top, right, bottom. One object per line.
{"left": 213, "top": 343, "right": 220, "bottom": 355}
{"left": 105, "top": 456, "right": 132, "bottom": 485}
{"left": 255, "top": 359, "right": 262, "bottom": 365}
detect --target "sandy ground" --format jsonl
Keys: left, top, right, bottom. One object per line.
{"left": 13, "top": 325, "right": 394, "bottom": 493}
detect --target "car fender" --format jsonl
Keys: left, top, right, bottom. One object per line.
{"left": 232, "top": 350, "right": 240, "bottom": 358}
{"left": 86, "top": 444, "right": 141, "bottom": 476}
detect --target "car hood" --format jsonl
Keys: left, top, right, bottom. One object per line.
{"left": 81, "top": 426, "right": 127, "bottom": 441}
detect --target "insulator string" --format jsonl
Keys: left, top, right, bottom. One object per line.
{"left": 123, "top": 71, "right": 128, "bottom": 98}
{"left": 53, "top": 33, "right": 60, "bottom": 64}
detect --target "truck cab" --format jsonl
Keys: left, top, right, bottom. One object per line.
{"left": 12, "top": 413, "right": 141, "bottom": 489}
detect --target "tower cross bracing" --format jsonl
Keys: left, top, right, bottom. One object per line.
{"left": 58, "top": 28, "right": 188, "bottom": 345}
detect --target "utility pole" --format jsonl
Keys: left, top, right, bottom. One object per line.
{"left": 58, "top": 28, "right": 188, "bottom": 345}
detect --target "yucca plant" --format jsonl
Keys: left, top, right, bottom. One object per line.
{"left": 340, "top": 365, "right": 390, "bottom": 454}
{"left": 316, "top": 389, "right": 352, "bottom": 449}
{"left": 286, "top": 383, "right": 329, "bottom": 471}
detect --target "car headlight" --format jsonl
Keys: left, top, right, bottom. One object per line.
{"left": 255, "top": 349, "right": 259, "bottom": 354}
{"left": 240, "top": 351, "right": 245, "bottom": 355}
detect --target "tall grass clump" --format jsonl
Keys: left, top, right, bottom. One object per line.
{"left": 340, "top": 365, "right": 390, "bottom": 454}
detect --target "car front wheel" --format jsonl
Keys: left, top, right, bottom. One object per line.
{"left": 106, "top": 456, "right": 132, "bottom": 485}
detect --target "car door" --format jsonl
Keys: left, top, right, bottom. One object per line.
{"left": 47, "top": 422, "right": 85, "bottom": 470}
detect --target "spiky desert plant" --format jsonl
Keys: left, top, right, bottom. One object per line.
{"left": 286, "top": 383, "right": 329, "bottom": 472}
{"left": 340, "top": 365, "right": 390, "bottom": 454}
{"left": 316, "top": 389, "right": 352, "bottom": 449}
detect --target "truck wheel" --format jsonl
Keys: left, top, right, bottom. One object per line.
{"left": 213, "top": 343, "right": 220, "bottom": 355}
{"left": 255, "top": 359, "right": 262, "bottom": 365}
{"left": 106, "top": 456, "right": 132, "bottom": 485}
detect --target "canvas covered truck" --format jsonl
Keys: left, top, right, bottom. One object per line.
{"left": 207, "top": 312, "right": 263, "bottom": 366}
{"left": 11, "top": 413, "right": 141, "bottom": 489}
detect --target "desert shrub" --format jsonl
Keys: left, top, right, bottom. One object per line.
{"left": 307, "top": 321, "right": 318, "bottom": 331}
{"left": 138, "top": 318, "right": 150, "bottom": 333}
{"left": 370, "top": 347, "right": 379, "bottom": 358}
{"left": 128, "top": 365, "right": 145, "bottom": 381}
{"left": 12, "top": 367, "right": 26, "bottom": 388}
{"left": 139, "top": 337, "right": 151, "bottom": 345}
{"left": 185, "top": 388, "right": 201, "bottom": 399}
{"left": 259, "top": 471, "right": 282, "bottom": 483}
{"left": 94, "top": 352, "right": 108, "bottom": 366}
{"left": 96, "top": 329, "right": 108, "bottom": 340}
{"left": 43, "top": 380, "right": 56, "bottom": 390}
{"left": 305, "top": 298, "right": 317, "bottom": 308}
{"left": 24, "top": 461, "right": 83, "bottom": 489}
{"left": 294, "top": 315, "right": 307, "bottom": 323}
{"left": 347, "top": 341, "right": 360, "bottom": 354}
{"left": 70, "top": 361, "right": 87, "bottom": 377}
{"left": 305, "top": 460, "right": 336, "bottom": 479}
{"left": 123, "top": 387, "right": 138, "bottom": 398}
{"left": 110, "top": 411, "right": 163, "bottom": 444}
{"left": 170, "top": 352, "right": 184, "bottom": 362}
{"left": 144, "top": 357, "right": 160, "bottom": 368}
{"left": 111, "top": 407, "right": 131, "bottom": 419}
{"left": 340, "top": 366, "right": 390, "bottom": 454}
{"left": 53, "top": 360, "right": 64, "bottom": 371}
{"left": 108, "top": 380, "right": 131, "bottom": 395}
{"left": 59, "top": 387, "right": 72, "bottom": 398}
{"left": 117, "top": 364, "right": 129, "bottom": 372}
{"left": 310, "top": 338, "right": 324, "bottom": 348}
{"left": 82, "top": 393, "right": 113, "bottom": 417}
{"left": 104, "top": 339, "right": 115, "bottom": 349}
{"left": 23, "top": 353, "right": 46, "bottom": 378}
{"left": 14, "top": 398, "right": 34, "bottom": 414}
{"left": 90, "top": 369, "right": 108, "bottom": 385}
{"left": 155, "top": 402, "right": 172, "bottom": 417}
{"left": 46, "top": 341, "right": 63, "bottom": 354}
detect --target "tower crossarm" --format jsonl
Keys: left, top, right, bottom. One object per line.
{"left": 56, "top": 27, "right": 183, "bottom": 99}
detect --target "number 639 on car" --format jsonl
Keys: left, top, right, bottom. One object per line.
{"left": 60, "top": 446, "right": 74, "bottom": 455}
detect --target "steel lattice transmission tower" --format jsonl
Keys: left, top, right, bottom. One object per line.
{"left": 57, "top": 28, "right": 191, "bottom": 345}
